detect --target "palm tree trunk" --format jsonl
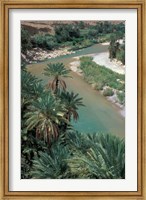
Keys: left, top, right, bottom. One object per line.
{"left": 54, "top": 77, "right": 59, "bottom": 94}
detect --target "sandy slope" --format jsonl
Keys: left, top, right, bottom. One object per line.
{"left": 93, "top": 52, "right": 125, "bottom": 74}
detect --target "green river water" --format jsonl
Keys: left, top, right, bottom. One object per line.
{"left": 27, "top": 43, "right": 125, "bottom": 138}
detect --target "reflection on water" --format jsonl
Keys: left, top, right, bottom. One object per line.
{"left": 27, "top": 43, "right": 125, "bottom": 137}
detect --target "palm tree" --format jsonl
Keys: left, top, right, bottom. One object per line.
{"left": 59, "top": 91, "right": 84, "bottom": 121}
{"left": 67, "top": 132, "right": 125, "bottom": 179}
{"left": 30, "top": 143, "right": 70, "bottom": 179}
{"left": 24, "top": 91, "right": 67, "bottom": 144}
{"left": 30, "top": 131, "right": 125, "bottom": 179}
{"left": 21, "top": 70, "right": 43, "bottom": 109}
{"left": 43, "top": 62, "right": 71, "bottom": 93}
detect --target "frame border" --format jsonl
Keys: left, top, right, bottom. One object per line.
{"left": 0, "top": 0, "right": 145, "bottom": 199}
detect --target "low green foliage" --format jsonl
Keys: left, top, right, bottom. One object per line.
{"left": 80, "top": 56, "right": 125, "bottom": 93}
{"left": 32, "top": 34, "right": 58, "bottom": 50}
{"left": 70, "top": 39, "right": 96, "bottom": 51}
{"left": 30, "top": 131, "right": 125, "bottom": 179}
{"left": 117, "top": 91, "right": 125, "bottom": 105}
{"left": 103, "top": 88, "right": 114, "bottom": 96}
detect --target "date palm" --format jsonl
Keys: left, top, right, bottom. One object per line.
{"left": 67, "top": 132, "right": 125, "bottom": 179}
{"left": 43, "top": 62, "right": 71, "bottom": 92}
{"left": 21, "top": 70, "right": 43, "bottom": 109}
{"left": 24, "top": 91, "right": 67, "bottom": 143}
{"left": 59, "top": 91, "right": 84, "bottom": 121}
{"left": 30, "top": 143, "right": 70, "bottom": 179}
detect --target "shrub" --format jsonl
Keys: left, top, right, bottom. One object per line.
{"left": 21, "top": 28, "right": 32, "bottom": 53}
{"left": 116, "top": 47, "right": 125, "bottom": 65}
{"left": 79, "top": 56, "right": 125, "bottom": 101}
{"left": 103, "top": 88, "right": 114, "bottom": 96}
{"left": 55, "top": 24, "right": 80, "bottom": 43}
{"left": 117, "top": 91, "right": 125, "bottom": 105}
{"left": 32, "top": 34, "right": 58, "bottom": 50}
{"left": 96, "top": 82, "right": 104, "bottom": 90}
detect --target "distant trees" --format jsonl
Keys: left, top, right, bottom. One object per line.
{"left": 78, "top": 21, "right": 85, "bottom": 29}
{"left": 21, "top": 21, "right": 125, "bottom": 57}
{"left": 109, "top": 34, "right": 119, "bottom": 59}
{"left": 109, "top": 34, "right": 125, "bottom": 65}
{"left": 55, "top": 24, "right": 80, "bottom": 43}
{"left": 21, "top": 28, "right": 32, "bottom": 53}
{"left": 116, "top": 44, "right": 125, "bottom": 65}
{"left": 32, "top": 34, "right": 58, "bottom": 50}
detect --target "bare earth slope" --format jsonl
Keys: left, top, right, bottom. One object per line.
{"left": 21, "top": 20, "right": 123, "bottom": 35}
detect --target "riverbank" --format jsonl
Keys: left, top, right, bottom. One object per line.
{"left": 25, "top": 43, "right": 125, "bottom": 117}
{"left": 93, "top": 52, "right": 125, "bottom": 74}
{"left": 27, "top": 43, "right": 125, "bottom": 136}
{"left": 21, "top": 47, "right": 76, "bottom": 64}
{"left": 21, "top": 42, "right": 109, "bottom": 64}
{"left": 69, "top": 51, "right": 125, "bottom": 75}
{"left": 69, "top": 53, "right": 125, "bottom": 117}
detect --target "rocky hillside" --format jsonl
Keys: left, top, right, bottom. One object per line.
{"left": 21, "top": 20, "right": 123, "bottom": 36}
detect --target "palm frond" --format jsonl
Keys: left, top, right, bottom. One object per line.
{"left": 24, "top": 91, "right": 68, "bottom": 143}
{"left": 66, "top": 132, "right": 125, "bottom": 179}
{"left": 30, "top": 143, "right": 71, "bottom": 179}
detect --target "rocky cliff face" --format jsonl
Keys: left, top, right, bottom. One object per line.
{"left": 21, "top": 21, "right": 55, "bottom": 35}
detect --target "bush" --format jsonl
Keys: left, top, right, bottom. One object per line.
{"left": 116, "top": 47, "right": 125, "bottom": 65}
{"left": 55, "top": 24, "right": 80, "bottom": 43}
{"left": 21, "top": 28, "right": 32, "bottom": 53}
{"left": 79, "top": 56, "right": 125, "bottom": 100}
{"left": 96, "top": 82, "right": 104, "bottom": 90}
{"left": 103, "top": 88, "right": 114, "bottom": 96}
{"left": 117, "top": 91, "right": 125, "bottom": 104}
{"left": 32, "top": 34, "right": 58, "bottom": 50}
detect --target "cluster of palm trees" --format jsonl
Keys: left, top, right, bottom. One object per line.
{"left": 22, "top": 62, "right": 84, "bottom": 144}
{"left": 21, "top": 62, "right": 86, "bottom": 178}
{"left": 21, "top": 62, "right": 125, "bottom": 179}
{"left": 30, "top": 131, "right": 125, "bottom": 179}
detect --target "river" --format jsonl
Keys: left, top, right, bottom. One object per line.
{"left": 27, "top": 43, "right": 125, "bottom": 138}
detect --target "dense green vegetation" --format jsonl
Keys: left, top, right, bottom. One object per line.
{"left": 21, "top": 28, "right": 32, "bottom": 54}
{"left": 109, "top": 34, "right": 125, "bottom": 65}
{"left": 103, "top": 88, "right": 114, "bottom": 97}
{"left": 32, "top": 34, "right": 59, "bottom": 50}
{"left": 21, "top": 21, "right": 125, "bottom": 63}
{"left": 30, "top": 132, "right": 125, "bottom": 179}
{"left": 79, "top": 56, "right": 125, "bottom": 104}
{"left": 21, "top": 62, "right": 125, "bottom": 179}
{"left": 21, "top": 21, "right": 125, "bottom": 179}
